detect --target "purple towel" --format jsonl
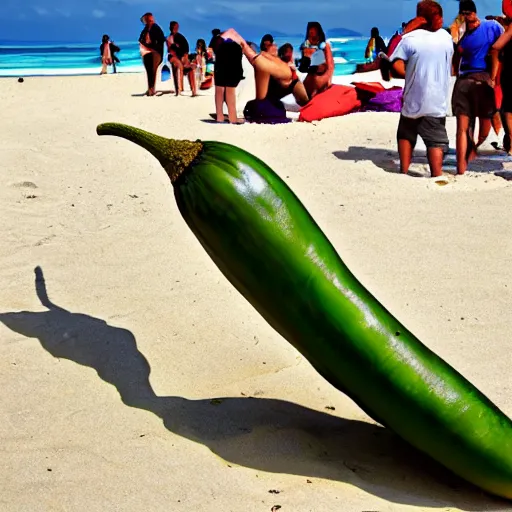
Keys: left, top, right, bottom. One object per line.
{"left": 361, "top": 88, "right": 403, "bottom": 113}
{"left": 244, "top": 99, "right": 291, "bottom": 124}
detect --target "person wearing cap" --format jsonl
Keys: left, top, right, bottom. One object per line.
{"left": 388, "top": 0, "right": 454, "bottom": 178}
{"left": 451, "top": 0, "right": 504, "bottom": 174}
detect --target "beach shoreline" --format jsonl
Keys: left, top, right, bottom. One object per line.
{"left": 1, "top": 72, "right": 512, "bottom": 512}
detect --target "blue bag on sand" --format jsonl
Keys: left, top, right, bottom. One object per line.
{"left": 161, "top": 64, "right": 171, "bottom": 82}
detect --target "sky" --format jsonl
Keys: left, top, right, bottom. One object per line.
{"left": 0, "top": 0, "right": 504, "bottom": 43}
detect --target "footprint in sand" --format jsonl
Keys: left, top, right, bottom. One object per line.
{"left": 12, "top": 181, "right": 37, "bottom": 189}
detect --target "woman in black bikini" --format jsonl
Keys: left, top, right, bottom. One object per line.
{"left": 220, "top": 28, "right": 309, "bottom": 123}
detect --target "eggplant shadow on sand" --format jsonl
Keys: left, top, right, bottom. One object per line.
{"left": 0, "top": 266, "right": 508, "bottom": 511}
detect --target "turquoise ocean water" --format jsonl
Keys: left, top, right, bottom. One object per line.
{"left": 0, "top": 36, "right": 371, "bottom": 78}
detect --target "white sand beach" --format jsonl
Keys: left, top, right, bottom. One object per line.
{"left": 1, "top": 71, "right": 512, "bottom": 512}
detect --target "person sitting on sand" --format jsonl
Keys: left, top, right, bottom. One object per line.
{"left": 365, "top": 27, "right": 387, "bottom": 62}
{"left": 138, "top": 13, "right": 165, "bottom": 96}
{"left": 451, "top": 0, "right": 503, "bottom": 174}
{"left": 260, "top": 34, "right": 274, "bottom": 52}
{"left": 167, "top": 43, "right": 198, "bottom": 97}
{"left": 195, "top": 39, "right": 207, "bottom": 83}
{"left": 299, "top": 21, "right": 334, "bottom": 99}
{"left": 219, "top": 28, "right": 309, "bottom": 123}
{"left": 278, "top": 43, "right": 296, "bottom": 70}
{"left": 389, "top": 0, "right": 454, "bottom": 178}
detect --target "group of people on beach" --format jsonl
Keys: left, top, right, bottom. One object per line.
{"left": 383, "top": 0, "right": 512, "bottom": 176}
{"left": 131, "top": 1, "right": 512, "bottom": 177}
{"left": 136, "top": 13, "right": 336, "bottom": 124}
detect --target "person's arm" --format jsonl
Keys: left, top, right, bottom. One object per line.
{"left": 155, "top": 25, "right": 166, "bottom": 53}
{"left": 452, "top": 44, "right": 462, "bottom": 76}
{"left": 301, "top": 42, "right": 315, "bottom": 58}
{"left": 493, "top": 23, "right": 512, "bottom": 51}
{"left": 486, "top": 23, "right": 505, "bottom": 85}
{"left": 221, "top": 29, "right": 293, "bottom": 81}
{"left": 323, "top": 42, "right": 334, "bottom": 75}
{"left": 181, "top": 36, "right": 190, "bottom": 61}
{"left": 391, "top": 60, "right": 406, "bottom": 78}
{"left": 388, "top": 38, "right": 409, "bottom": 78}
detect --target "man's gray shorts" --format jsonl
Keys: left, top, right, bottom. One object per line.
{"left": 397, "top": 115, "right": 449, "bottom": 151}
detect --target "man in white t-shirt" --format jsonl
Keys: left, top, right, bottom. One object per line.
{"left": 389, "top": 0, "right": 454, "bottom": 177}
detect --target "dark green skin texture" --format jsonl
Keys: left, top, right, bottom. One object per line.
{"left": 174, "top": 141, "right": 512, "bottom": 499}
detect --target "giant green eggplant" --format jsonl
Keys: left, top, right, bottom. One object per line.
{"left": 96, "top": 122, "right": 512, "bottom": 499}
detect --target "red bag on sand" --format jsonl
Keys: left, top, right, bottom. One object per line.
{"left": 298, "top": 85, "right": 361, "bottom": 122}
{"left": 200, "top": 76, "right": 213, "bottom": 90}
{"left": 351, "top": 82, "right": 386, "bottom": 95}
{"left": 503, "top": 0, "right": 512, "bottom": 18}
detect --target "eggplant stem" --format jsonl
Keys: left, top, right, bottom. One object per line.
{"left": 96, "top": 122, "right": 202, "bottom": 183}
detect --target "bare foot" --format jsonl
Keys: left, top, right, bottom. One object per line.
{"left": 467, "top": 147, "right": 478, "bottom": 162}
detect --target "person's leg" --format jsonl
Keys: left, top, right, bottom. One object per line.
{"left": 491, "top": 111, "right": 503, "bottom": 136}
{"left": 150, "top": 55, "right": 161, "bottom": 95}
{"left": 254, "top": 68, "right": 271, "bottom": 100}
{"left": 215, "top": 86, "right": 226, "bottom": 122}
{"left": 142, "top": 54, "right": 154, "bottom": 94}
{"left": 474, "top": 81, "right": 497, "bottom": 148}
{"left": 396, "top": 115, "right": 418, "bottom": 174}
{"left": 179, "top": 59, "right": 186, "bottom": 92}
{"left": 503, "top": 111, "right": 512, "bottom": 154}
{"left": 187, "top": 69, "right": 198, "bottom": 96}
{"left": 171, "top": 64, "right": 180, "bottom": 96}
{"left": 452, "top": 78, "right": 476, "bottom": 173}
{"left": 419, "top": 117, "right": 449, "bottom": 178}
{"left": 476, "top": 117, "right": 491, "bottom": 148}
{"left": 426, "top": 147, "right": 445, "bottom": 177}
{"left": 304, "top": 70, "right": 332, "bottom": 99}
{"left": 101, "top": 58, "right": 108, "bottom": 75}
{"left": 455, "top": 115, "right": 476, "bottom": 175}
{"left": 291, "top": 81, "right": 309, "bottom": 106}
{"left": 225, "top": 87, "right": 239, "bottom": 123}
{"left": 398, "top": 140, "right": 415, "bottom": 174}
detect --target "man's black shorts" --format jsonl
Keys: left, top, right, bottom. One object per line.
{"left": 452, "top": 73, "right": 496, "bottom": 118}
{"left": 397, "top": 115, "right": 449, "bottom": 150}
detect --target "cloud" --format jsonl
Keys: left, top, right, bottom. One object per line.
{"left": 33, "top": 6, "right": 48, "bottom": 15}
{"left": 92, "top": 9, "right": 106, "bottom": 18}
{"left": 55, "top": 8, "right": 71, "bottom": 17}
